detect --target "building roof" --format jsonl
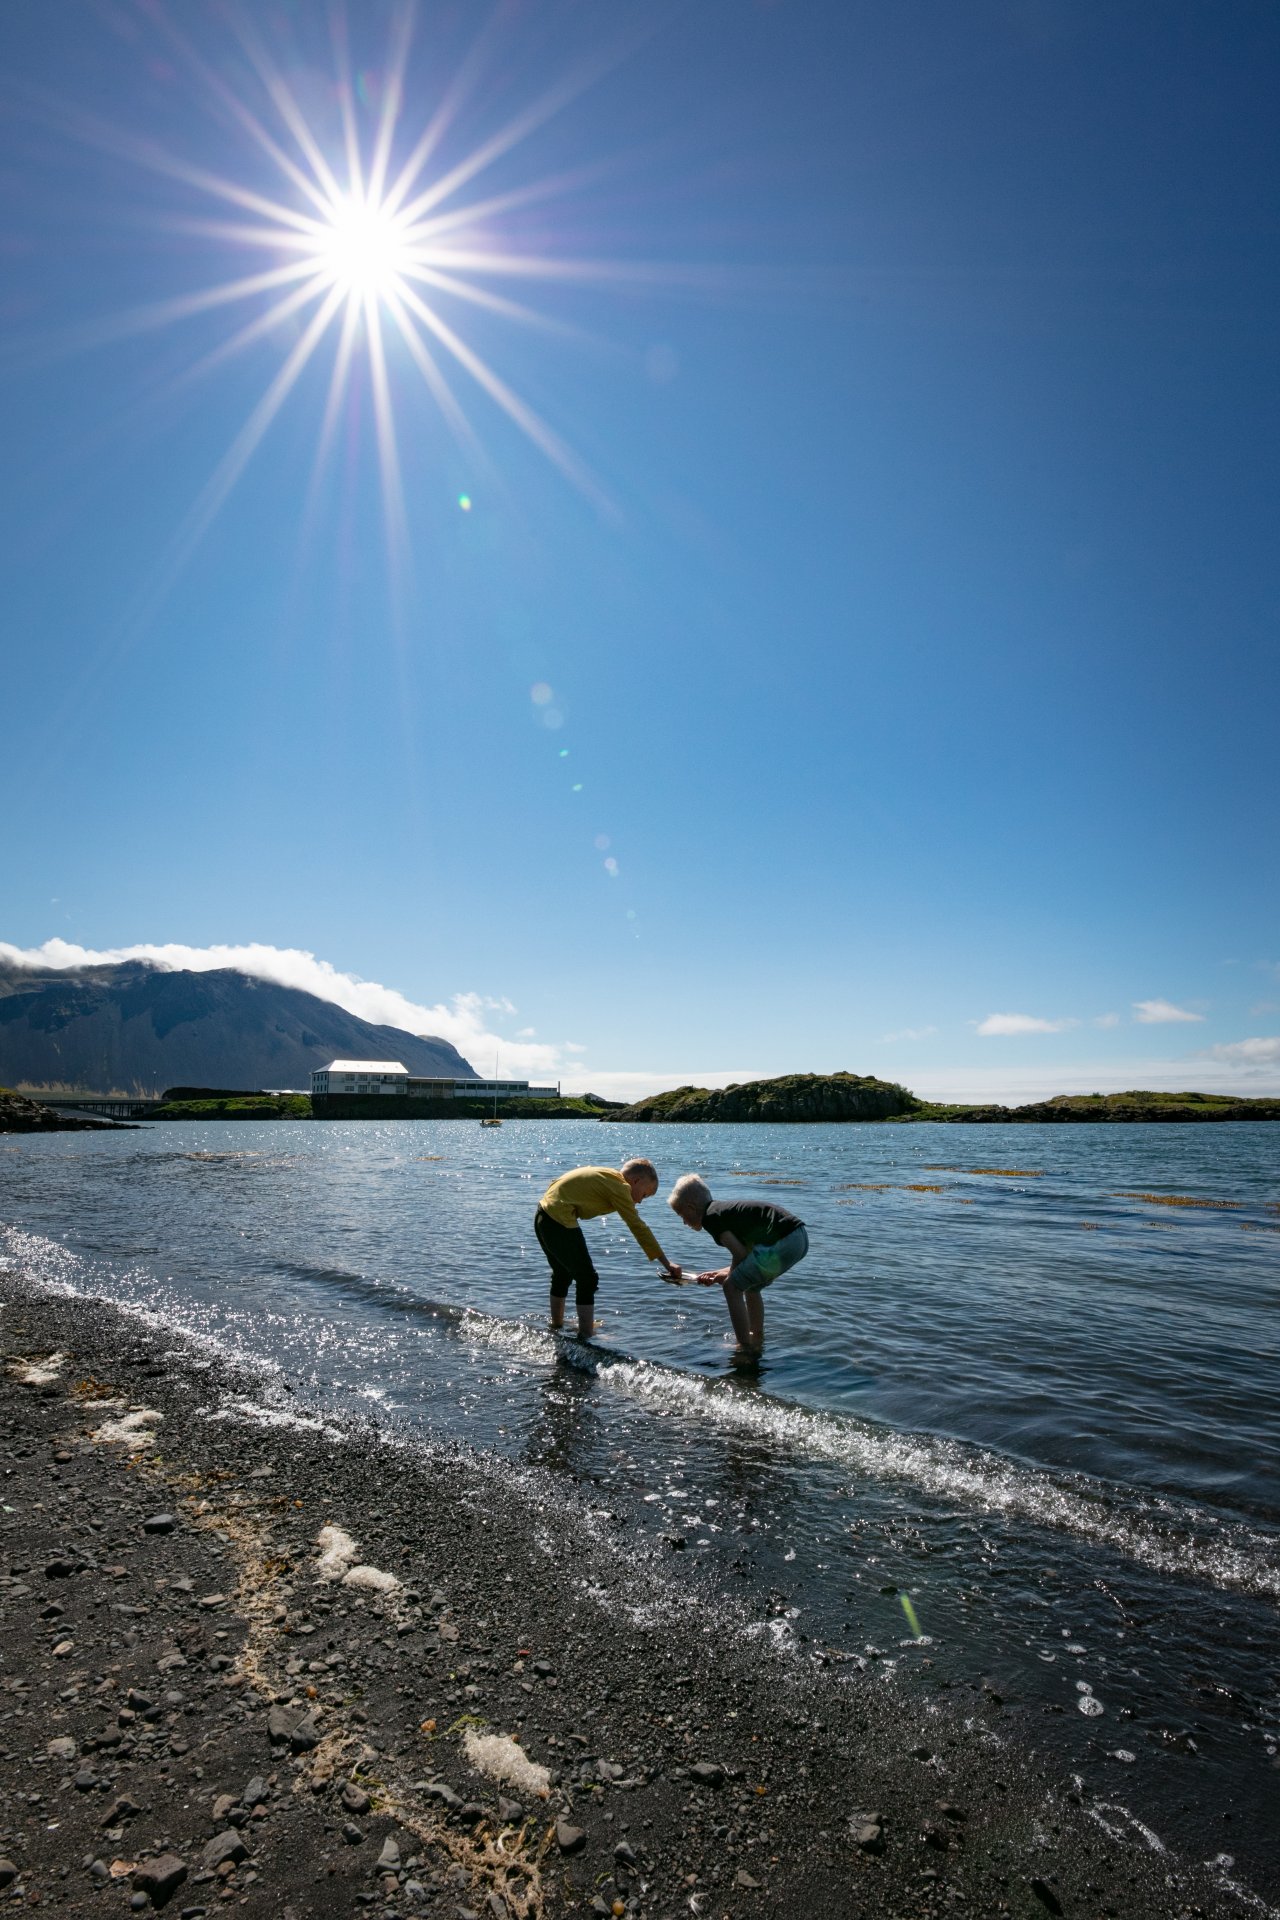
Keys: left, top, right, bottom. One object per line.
{"left": 318, "top": 1060, "right": 409, "bottom": 1075}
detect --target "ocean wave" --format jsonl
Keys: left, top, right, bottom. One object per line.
{"left": 456, "top": 1307, "right": 1280, "bottom": 1601}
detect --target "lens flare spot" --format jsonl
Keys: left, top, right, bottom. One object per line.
{"left": 458, "top": 494, "right": 472, "bottom": 511}
{"left": 899, "top": 1594, "right": 923, "bottom": 1638}
{"left": 530, "top": 682, "right": 553, "bottom": 706}
{"left": 604, "top": 856, "right": 619, "bottom": 876}
{"left": 594, "top": 834, "right": 610, "bottom": 850}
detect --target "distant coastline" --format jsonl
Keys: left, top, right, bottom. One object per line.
{"left": 6, "top": 1074, "right": 1278, "bottom": 1131}
{"left": 602, "top": 1074, "right": 1280, "bottom": 1124}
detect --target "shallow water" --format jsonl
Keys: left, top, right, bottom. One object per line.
{"left": 2, "top": 1118, "right": 1278, "bottom": 1896}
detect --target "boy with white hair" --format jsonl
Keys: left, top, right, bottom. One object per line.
{"left": 666, "top": 1173, "right": 808, "bottom": 1356}
{"left": 535, "top": 1159, "right": 683, "bottom": 1340}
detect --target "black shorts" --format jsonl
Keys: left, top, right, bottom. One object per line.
{"left": 534, "top": 1205, "right": 598, "bottom": 1305}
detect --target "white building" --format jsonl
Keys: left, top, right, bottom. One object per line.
{"left": 311, "top": 1060, "right": 409, "bottom": 1096}
{"left": 311, "top": 1060, "right": 560, "bottom": 1099}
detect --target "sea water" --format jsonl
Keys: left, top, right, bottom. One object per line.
{"left": 2, "top": 1119, "right": 1277, "bottom": 1894}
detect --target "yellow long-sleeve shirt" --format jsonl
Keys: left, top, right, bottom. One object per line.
{"left": 538, "top": 1166, "right": 666, "bottom": 1265}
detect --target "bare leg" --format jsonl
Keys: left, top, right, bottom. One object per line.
{"left": 745, "top": 1291, "right": 765, "bottom": 1350}
{"left": 721, "top": 1279, "right": 752, "bottom": 1349}
{"left": 549, "top": 1293, "right": 565, "bottom": 1330}
{"left": 577, "top": 1302, "right": 597, "bottom": 1340}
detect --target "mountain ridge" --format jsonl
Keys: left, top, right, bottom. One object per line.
{"left": 0, "top": 960, "right": 477, "bottom": 1095}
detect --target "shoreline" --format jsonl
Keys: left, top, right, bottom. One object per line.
{"left": 0, "top": 1270, "right": 1266, "bottom": 1917}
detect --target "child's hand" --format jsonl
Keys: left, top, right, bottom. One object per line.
{"left": 695, "top": 1268, "right": 727, "bottom": 1285}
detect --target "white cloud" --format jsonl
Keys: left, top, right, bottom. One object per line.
{"left": 0, "top": 939, "right": 561, "bottom": 1077}
{"left": 1132, "top": 999, "right": 1203, "bottom": 1025}
{"left": 878, "top": 1025, "right": 938, "bottom": 1043}
{"left": 1094, "top": 1012, "right": 1121, "bottom": 1029}
{"left": 1207, "top": 1036, "right": 1280, "bottom": 1068}
{"left": 976, "top": 1012, "right": 1076, "bottom": 1036}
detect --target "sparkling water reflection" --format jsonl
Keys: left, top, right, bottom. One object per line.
{"left": 2, "top": 1117, "right": 1278, "bottom": 1895}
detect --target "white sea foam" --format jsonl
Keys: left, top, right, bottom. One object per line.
{"left": 9, "top": 1350, "right": 67, "bottom": 1385}
{"left": 457, "top": 1308, "right": 1280, "bottom": 1600}
{"left": 461, "top": 1728, "right": 550, "bottom": 1799}
{"left": 93, "top": 1407, "right": 162, "bottom": 1450}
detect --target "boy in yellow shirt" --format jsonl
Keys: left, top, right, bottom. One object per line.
{"left": 535, "top": 1159, "right": 683, "bottom": 1339}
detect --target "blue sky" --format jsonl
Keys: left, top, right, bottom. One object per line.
{"left": 2, "top": 0, "right": 1277, "bottom": 1101}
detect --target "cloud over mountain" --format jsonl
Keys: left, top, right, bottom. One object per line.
{"left": 0, "top": 940, "right": 562, "bottom": 1077}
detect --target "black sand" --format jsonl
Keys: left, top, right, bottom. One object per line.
{"left": 0, "top": 1271, "right": 1255, "bottom": 1918}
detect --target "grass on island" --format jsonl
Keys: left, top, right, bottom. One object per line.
{"left": 146, "top": 1094, "right": 312, "bottom": 1120}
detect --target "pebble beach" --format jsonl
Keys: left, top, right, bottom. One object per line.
{"left": 0, "top": 1270, "right": 1266, "bottom": 1920}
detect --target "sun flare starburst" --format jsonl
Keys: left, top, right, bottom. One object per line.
{"left": 37, "top": 4, "right": 674, "bottom": 613}
{"left": 311, "top": 193, "right": 416, "bottom": 301}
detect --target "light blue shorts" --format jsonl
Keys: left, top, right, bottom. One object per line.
{"left": 728, "top": 1224, "right": 808, "bottom": 1293}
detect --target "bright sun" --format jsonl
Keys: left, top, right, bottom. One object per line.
{"left": 312, "top": 193, "right": 411, "bottom": 300}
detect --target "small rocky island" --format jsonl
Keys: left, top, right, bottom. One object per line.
{"left": 603, "top": 1071, "right": 919, "bottom": 1123}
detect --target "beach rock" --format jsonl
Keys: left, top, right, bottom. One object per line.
{"left": 103, "top": 1797, "right": 142, "bottom": 1826}
{"left": 855, "top": 1823, "right": 885, "bottom": 1853}
{"left": 47, "top": 1736, "right": 77, "bottom": 1760}
{"left": 0, "top": 1861, "right": 17, "bottom": 1890}
{"left": 1030, "top": 1877, "right": 1064, "bottom": 1915}
{"left": 132, "top": 1853, "right": 187, "bottom": 1906}
{"left": 74, "top": 1767, "right": 99, "bottom": 1791}
{"left": 497, "top": 1796, "right": 523, "bottom": 1823}
{"left": 210, "top": 1795, "right": 238, "bottom": 1824}
{"left": 689, "top": 1761, "right": 725, "bottom": 1787}
{"left": 143, "top": 1514, "right": 177, "bottom": 1535}
{"left": 288, "top": 1712, "right": 321, "bottom": 1753}
{"left": 45, "top": 1556, "right": 82, "bottom": 1578}
{"left": 613, "top": 1840, "right": 637, "bottom": 1866}
{"left": 201, "top": 1831, "right": 247, "bottom": 1871}
{"left": 340, "top": 1783, "right": 370, "bottom": 1814}
{"left": 376, "top": 1837, "right": 401, "bottom": 1871}
{"left": 459, "top": 1802, "right": 488, "bottom": 1826}
{"left": 735, "top": 1867, "right": 761, "bottom": 1888}
{"left": 938, "top": 1801, "right": 967, "bottom": 1820}
{"left": 241, "top": 1776, "right": 267, "bottom": 1808}
{"left": 341, "top": 1822, "right": 365, "bottom": 1846}
{"left": 555, "top": 1820, "right": 586, "bottom": 1854}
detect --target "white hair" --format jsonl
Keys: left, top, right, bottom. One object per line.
{"left": 667, "top": 1173, "right": 712, "bottom": 1218}
{"left": 621, "top": 1157, "right": 659, "bottom": 1186}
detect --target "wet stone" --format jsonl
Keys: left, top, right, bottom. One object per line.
{"left": 555, "top": 1820, "right": 586, "bottom": 1855}
{"left": 341, "top": 1821, "right": 365, "bottom": 1845}
{"left": 132, "top": 1852, "right": 188, "bottom": 1906}
{"left": 341, "top": 1783, "right": 371, "bottom": 1814}
{"left": 143, "top": 1515, "right": 177, "bottom": 1535}
{"left": 689, "top": 1761, "right": 725, "bottom": 1788}
{"left": 201, "top": 1831, "right": 248, "bottom": 1871}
